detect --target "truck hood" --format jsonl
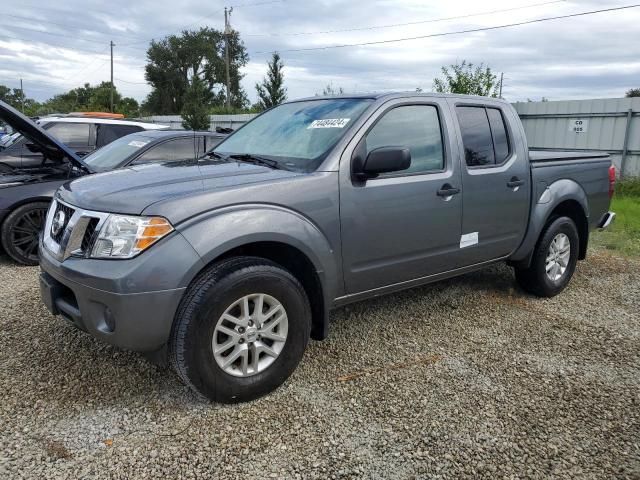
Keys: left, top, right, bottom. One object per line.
{"left": 58, "top": 160, "right": 303, "bottom": 214}
{"left": 0, "top": 100, "right": 91, "bottom": 173}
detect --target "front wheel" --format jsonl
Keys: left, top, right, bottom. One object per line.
{"left": 1, "top": 202, "right": 50, "bottom": 265}
{"left": 514, "top": 216, "right": 579, "bottom": 297}
{"left": 169, "top": 256, "right": 311, "bottom": 403}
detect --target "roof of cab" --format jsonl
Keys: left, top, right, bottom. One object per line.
{"left": 292, "top": 91, "right": 511, "bottom": 104}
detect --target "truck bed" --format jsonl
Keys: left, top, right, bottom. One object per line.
{"left": 529, "top": 150, "right": 609, "bottom": 163}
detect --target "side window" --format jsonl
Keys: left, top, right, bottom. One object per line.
{"left": 456, "top": 106, "right": 511, "bottom": 167}
{"left": 365, "top": 105, "right": 444, "bottom": 175}
{"left": 134, "top": 137, "right": 196, "bottom": 164}
{"left": 487, "top": 108, "right": 509, "bottom": 163}
{"left": 456, "top": 107, "right": 494, "bottom": 167}
{"left": 96, "top": 124, "right": 144, "bottom": 148}
{"left": 46, "top": 122, "right": 91, "bottom": 146}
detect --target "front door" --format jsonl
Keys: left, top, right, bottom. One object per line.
{"left": 450, "top": 99, "right": 531, "bottom": 265}
{"left": 340, "top": 99, "right": 463, "bottom": 294}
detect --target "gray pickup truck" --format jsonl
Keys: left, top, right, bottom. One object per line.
{"left": 35, "top": 93, "right": 615, "bottom": 402}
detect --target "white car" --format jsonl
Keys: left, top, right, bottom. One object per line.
{"left": 0, "top": 113, "right": 168, "bottom": 171}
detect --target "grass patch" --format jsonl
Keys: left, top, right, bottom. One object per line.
{"left": 590, "top": 179, "right": 640, "bottom": 256}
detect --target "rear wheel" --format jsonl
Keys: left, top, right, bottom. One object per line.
{"left": 514, "top": 216, "right": 579, "bottom": 297}
{"left": 169, "top": 256, "right": 311, "bottom": 403}
{"left": 1, "top": 202, "right": 49, "bottom": 265}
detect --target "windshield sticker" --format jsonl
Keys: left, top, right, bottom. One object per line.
{"left": 128, "top": 140, "right": 149, "bottom": 148}
{"left": 307, "top": 118, "right": 351, "bottom": 129}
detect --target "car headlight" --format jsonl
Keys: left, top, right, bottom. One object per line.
{"left": 90, "top": 214, "right": 173, "bottom": 259}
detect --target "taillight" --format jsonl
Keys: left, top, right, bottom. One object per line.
{"left": 608, "top": 165, "right": 616, "bottom": 199}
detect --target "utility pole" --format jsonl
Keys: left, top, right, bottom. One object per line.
{"left": 224, "top": 7, "right": 233, "bottom": 109}
{"left": 110, "top": 40, "right": 114, "bottom": 113}
{"left": 19, "top": 78, "right": 24, "bottom": 112}
{"left": 498, "top": 72, "right": 504, "bottom": 98}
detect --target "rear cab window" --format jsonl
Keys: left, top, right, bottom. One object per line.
{"left": 456, "top": 106, "right": 510, "bottom": 167}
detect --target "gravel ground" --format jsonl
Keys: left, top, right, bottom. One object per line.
{"left": 0, "top": 249, "right": 639, "bottom": 479}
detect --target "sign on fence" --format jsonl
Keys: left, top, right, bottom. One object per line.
{"left": 568, "top": 118, "right": 589, "bottom": 133}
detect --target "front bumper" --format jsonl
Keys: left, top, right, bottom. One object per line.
{"left": 38, "top": 232, "right": 204, "bottom": 352}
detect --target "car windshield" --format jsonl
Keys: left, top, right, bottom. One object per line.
{"left": 214, "top": 98, "right": 374, "bottom": 172}
{"left": 83, "top": 134, "right": 154, "bottom": 172}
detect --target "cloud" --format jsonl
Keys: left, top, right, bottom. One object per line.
{"left": 0, "top": 0, "right": 638, "bottom": 104}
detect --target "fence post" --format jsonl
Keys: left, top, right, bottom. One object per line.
{"left": 620, "top": 108, "right": 633, "bottom": 178}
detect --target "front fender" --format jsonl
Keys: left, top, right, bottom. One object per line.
{"left": 176, "top": 203, "right": 340, "bottom": 308}
{"left": 510, "top": 178, "right": 588, "bottom": 263}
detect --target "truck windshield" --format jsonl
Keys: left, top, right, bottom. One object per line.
{"left": 214, "top": 98, "right": 374, "bottom": 172}
{"left": 83, "top": 134, "right": 154, "bottom": 172}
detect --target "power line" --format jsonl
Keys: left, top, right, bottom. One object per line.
{"left": 0, "top": 33, "right": 110, "bottom": 56}
{"left": 0, "top": 13, "right": 144, "bottom": 41}
{"left": 244, "top": 0, "right": 566, "bottom": 37}
{"left": 114, "top": 77, "right": 148, "bottom": 85}
{"left": 255, "top": 4, "right": 640, "bottom": 54}
{"left": 118, "top": 0, "right": 284, "bottom": 46}
{"left": 0, "top": 23, "right": 109, "bottom": 45}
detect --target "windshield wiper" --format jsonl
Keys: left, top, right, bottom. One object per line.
{"left": 206, "top": 151, "right": 228, "bottom": 161}
{"left": 228, "top": 153, "right": 282, "bottom": 170}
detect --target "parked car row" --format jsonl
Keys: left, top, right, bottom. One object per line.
{"left": 0, "top": 94, "right": 615, "bottom": 404}
{"left": 0, "top": 103, "right": 227, "bottom": 265}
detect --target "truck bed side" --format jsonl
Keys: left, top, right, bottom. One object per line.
{"left": 509, "top": 151, "right": 611, "bottom": 265}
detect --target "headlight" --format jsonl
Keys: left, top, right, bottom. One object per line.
{"left": 91, "top": 214, "right": 173, "bottom": 259}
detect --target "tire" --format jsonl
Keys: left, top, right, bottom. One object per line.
{"left": 515, "top": 216, "right": 579, "bottom": 297}
{"left": 1, "top": 202, "right": 49, "bottom": 266}
{"left": 169, "top": 256, "right": 312, "bottom": 403}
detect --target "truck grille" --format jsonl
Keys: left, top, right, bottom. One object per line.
{"left": 51, "top": 203, "right": 75, "bottom": 243}
{"left": 43, "top": 199, "right": 109, "bottom": 261}
{"left": 80, "top": 218, "right": 100, "bottom": 253}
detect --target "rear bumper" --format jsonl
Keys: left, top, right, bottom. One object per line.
{"left": 597, "top": 211, "right": 616, "bottom": 229}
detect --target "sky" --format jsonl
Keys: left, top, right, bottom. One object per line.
{"left": 0, "top": 0, "right": 639, "bottom": 106}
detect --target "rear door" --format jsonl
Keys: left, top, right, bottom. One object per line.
{"left": 339, "top": 98, "right": 463, "bottom": 294}
{"left": 450, "top": 99, "right": 530, "bottom": 265}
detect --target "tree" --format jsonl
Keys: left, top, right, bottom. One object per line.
{"left": 42, "top": 82, "right": 139, "bottom": 116}
{"left": 0, "top": 84, "right": 41, "bottom": 116}
{"left": 255, "top": 52, "right": 287, "bottom": 110}
{"left": 433, "top": 60, "right": 499, "bottom": 97}
{"left": 181, "top": 76, "right": 211, "bottom": 131}
{"left": 142, "top": 27, "right": 249, "bottom": 114}
{"left": 626, "top": 88, "right": 640, "bottom": 97}
{"left": 318, "top": 83, "right": 344, "bottom": 96}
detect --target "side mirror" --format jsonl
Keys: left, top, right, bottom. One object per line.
{"left": 353, "top": 146, "right": 411, "bottom": 180}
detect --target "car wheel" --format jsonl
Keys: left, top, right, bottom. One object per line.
{"left": 169, "top": 256, "right": 311, "bottom": 403}
{"left": 514, "top": 216, "right": 579, "bottom": 297}
{"left": 1, "top": 202, "right": 50, "bottom": 266}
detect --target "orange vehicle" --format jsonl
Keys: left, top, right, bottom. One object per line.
{"left": 66, "top": 112, "right": 125, "bottom": 119}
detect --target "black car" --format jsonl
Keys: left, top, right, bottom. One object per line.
{"left": 0, "top": 101, "right": 226, "bottom": 265}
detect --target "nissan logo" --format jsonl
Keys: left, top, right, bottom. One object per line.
{"left": 51, "top": 210, "right": 66, "bottom": 236}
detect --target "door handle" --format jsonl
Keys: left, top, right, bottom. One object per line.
{"left": 507, "top": 177, "right": 525, "bottom": 188}
{"left": 436, "top": 184, "right": 460, "bottom": 197}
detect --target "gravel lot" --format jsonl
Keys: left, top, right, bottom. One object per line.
{"left": 0, "top": 249, "right": 638, "bottom": 479}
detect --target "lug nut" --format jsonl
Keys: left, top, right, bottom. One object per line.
{"left": 238, "top": 327, "right": 245, "bottom": 333}
{"left": 239, "top": 338, "right": 245, "bottom": 344}
{"left": 248, "top": 320, "right": 254, "bottom": 326}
